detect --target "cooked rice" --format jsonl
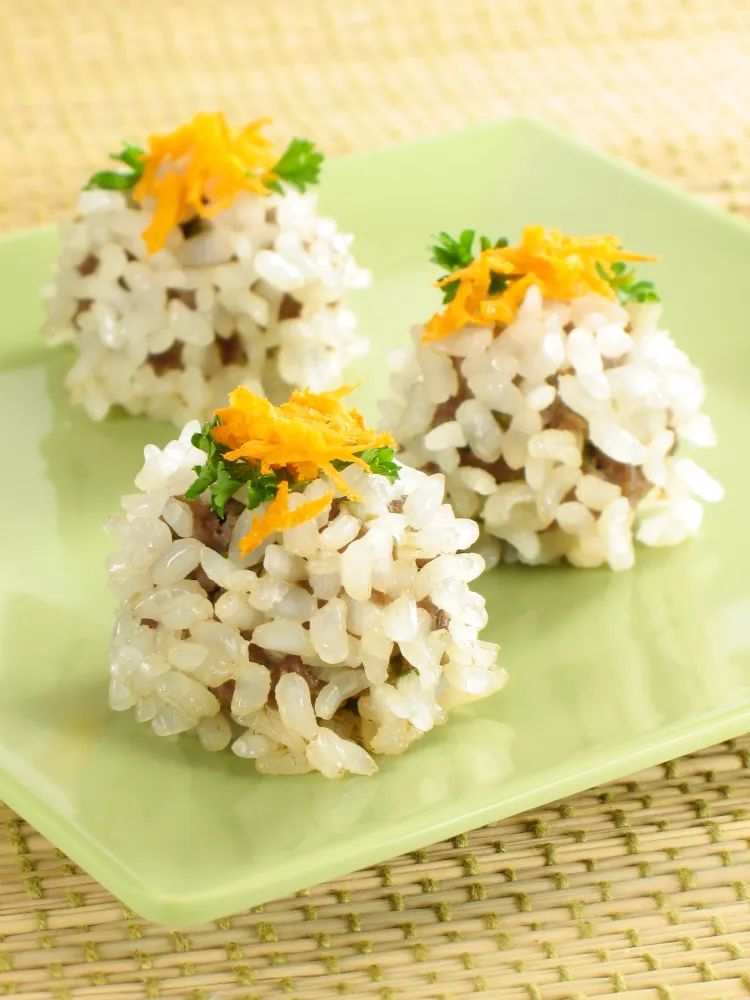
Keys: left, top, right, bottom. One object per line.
{"left": 105, "top": 426, "right": 505, "bottom": 778}
{"left": 43, "top": 186, "right": 370, "bottom": 425}
{"left": 383, "top": 287, "right": 723, "bottom": 570}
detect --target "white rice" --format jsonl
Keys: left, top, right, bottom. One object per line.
{"left": 43, "top": 186, "right": 371, "bottom": 425}
{"left": 383, "top": 287, "right": 723, "bottom": 570}
{"left": 105, "top": 426, "right": 505, "bottom": 778}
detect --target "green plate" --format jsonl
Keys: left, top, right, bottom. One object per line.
{"left": 1, "top": 118, "right": 748, "bottom": 926}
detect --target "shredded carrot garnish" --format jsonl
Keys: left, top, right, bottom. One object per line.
{"left": 212, "top": 385, "right": 396, "bottom": 553}
{"left": 132, "top": 112, "right": 280, "bottom": 254}
{"left": 239, "top": 481, "right": 334, "bottom": 556}
{"left": 424, "top": 226, "right": 658, "bottom": 342}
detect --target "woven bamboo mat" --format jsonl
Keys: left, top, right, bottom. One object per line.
{"left": 2, "top": 0, "right": 750, "bottom": 996}
{"left": 2, "top": 740, "right": 750, "bottom": 998}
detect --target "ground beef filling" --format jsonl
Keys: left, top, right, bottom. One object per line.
{"left": 188, "top": 566, "right": 223, "bottom": 601}
{"left": 150, "top": 486, "right": 455, "bottom": 722}
{"left": 460, "top": 450, "right": 524, "bottom": 485}
{"left": 148, "top": 342, "right": 184, "bottom": 375}
{"left": 539, "top": 395, "right": 588, "bottom": 443}
{"left": 428, "top": 355, "right": 652, "bottom": 505}
{"left": 541, "top": 396, "right": 650, "bottom": 503}
{"left": 417, "top": 598, "right": 450, "bottom": 631}
{"left": 268, "top": 655, "right": 325, "bottom": 706}
{"left": 326, "top": 497, "right": 345, "bottom": 523}
{"left": 148, "top": 290, "right": 252, "bottom": 373}
{"left": 388, "top": 653, "right": 414, "bottom": 679}
{"left": 182, "top": 496, "right": 245, "bottom": 555}
{"left": 179, "top": 216, "right": 208, "bottom": 239}
{"left": 210, "top": 646, "right": 325, "bottom": 713}
{"left": 167, "top": 288, "right": 197, "bottom": 310}
{"left": 432, "top": 366, "right": 471, "bottom": 426}
{"left": 174, "top": 499, "right": 326, "bottom": 713}
{"left": 73, "top": 298, "right": 93, "bottom": 322}
{"left": 429, "top": 362, "right": 523, "bottom": 484}
{"left": 77, "top": 253, "right": 99, "bottom": 277}
{"left": 278, "top": 294, "right": 302, "bottom": 320}
{"left": 172, "top": 488, "right": 453, "bottom": 725}
{"left": 144, "top": 291, "right": 196, "bottom": 374}
{"left": 581, "top": 443, "right": 651, "bottom": 505}
{"left": 217, "top": 331, "right": 248, "bottom": 367}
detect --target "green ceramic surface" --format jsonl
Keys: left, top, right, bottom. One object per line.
{"left": 0, "top": 119, "right": 748, "bottom": 926}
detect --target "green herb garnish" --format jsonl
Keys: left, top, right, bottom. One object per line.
{"left": 597, "top": 260, "right": 660, "bottom": 305}
{"left": 185, "top": 419, "right": 399, "bottom": 518}
{"left": 430, "top": 230, "right": 509, "bottom": 304}
{"left": 331, "top": 446, "right": 400, "bottom": 484}
{"left": 184, "top": 418, "right": 279, "bottom": 518}
{"left": 84, "top": 142, "right": 145, "bottom": 192}
{"left": 431, "top": 230, "right": 479, "bottom": 273}
{"left": 357, "top": 447, "right": 400, "bottom": 483}
{"left": 265, "top": 138, "right": 324, "bottom": 195}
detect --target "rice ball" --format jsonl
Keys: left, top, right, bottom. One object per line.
{"left": 383, "top": 226, "right": 723, "bottom": 570}
{"left": 43, "top": 112, "right": 370, "bottom": 426}
{"left": 105, "top": 385, "right": 505, "bottom": 778}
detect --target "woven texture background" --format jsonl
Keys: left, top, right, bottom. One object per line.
{"left": 2, "top": 0, "right": 750, "bottom": 996}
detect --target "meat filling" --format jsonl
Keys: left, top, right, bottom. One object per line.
{"left": 166, "top": 288, "right": 197, "bottom": 310}
{"left": 148, "top": 341, "right": 184, "bottom": 375}
{"left": 278, "top": 294, "right": 302, "bottom": 320}
{"left": 432, "top": 366, "right": 471, "bottom": 426}
{"left": 582, "top": 443, "right": 651, "bottom": 505}
{"left": 267, "top": 655, "right": 325, "bottom": 703}
{"left": 417, "top": 598, "right": 451, "bottom": 631}
{"left": 428, "top": 355, "right": 653, "bottom": 505}
{"left": 210, "top": 647, "right": 325, "bottom": 713}
{"left": 180, "top": 217, "right": 207, "bottom": 239}
{"left": 182, "top": 496, "right": 245, "bottom": 555}
{"left": 77, "top": 253, "right": 99, "bottom": 277}
{"left": 73, "top": 298, "right": 93, "bottom": 322}
{"left": 163, "top": 489, "right": 453, "bottom": 722}
{"left": 188, "top": 565, "right": 223, "bottom": 601}
{"left": 217, "top": 331, "right": 248, "bottom": 367}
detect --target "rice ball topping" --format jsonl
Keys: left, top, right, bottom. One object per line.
{"left": 383, "top": 226, "right": 723, "bottom": 570}
{"left": 43, "top": 113, "right": 370, "bottom": 426}
{"left": 105, "top": 385, "right": 505, "bottom": 778}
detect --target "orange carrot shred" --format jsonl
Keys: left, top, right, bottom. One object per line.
{"left": 424, "top": 226, "right": 658, "bottom": 342}
{"left": 132, "top": 112, "right": 280, "bottom": 254}
{"left": 211, "top": 385, "right": 396, "bottom": 555}
{"left": 239, "top": 481, "right": 333, "bottom": 556}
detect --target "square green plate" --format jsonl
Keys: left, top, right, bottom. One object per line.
{"left": 1, "top": 118, "right": 748, "bottom": 926}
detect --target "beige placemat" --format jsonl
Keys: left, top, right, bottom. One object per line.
{"left": 2, "top": 0, "right": 750, "bottom": 996}
{"left": 2, "top": 0, "right": 750, "bottom": 231}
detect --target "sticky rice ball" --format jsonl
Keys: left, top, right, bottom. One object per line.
{"left": 43, "top": 113, "right": 370, "bottom": 426}
{"left": 105, "top": 386, "right": 505, "bottom": 778}
{"left": 383, "top": 227, "right": 723, "bottom": 570}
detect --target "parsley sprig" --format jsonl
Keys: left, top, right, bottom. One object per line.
{"left": 332, "top": 447, "right": 400, "bottom": 482}
{"left": 432, "top": 231, "right": 660, "bottom": 308}
{"left": 185, "top": 418, "right": 399, "bottom": 518}
{"left": 85, "top": 136, "right": 324, "bottom": 198}
{"left": 597, "top": 261, "right": 660, "bottom": 305}
{"left": 266, "top": 138, "right": 324, "bottom": 195}
{"left": 430, "top": 230, "right": 510, "bottom": 304}
{"left": 85, "top": 142, "right": 145, "bottom": 191}
{"left": 185, "top": 418, "right": 278, "bottom": 517}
